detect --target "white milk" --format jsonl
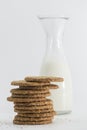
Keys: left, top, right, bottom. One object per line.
{"left": 40, "top": 58, "right": 72, "bottom": 114}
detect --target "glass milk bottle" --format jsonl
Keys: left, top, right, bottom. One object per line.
{"left": 39, "top": 16, "right": 72, "bottom": 115}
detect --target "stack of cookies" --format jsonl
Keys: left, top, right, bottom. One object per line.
{"left": 7, "top": 76, "right": 64, "bottom": 125}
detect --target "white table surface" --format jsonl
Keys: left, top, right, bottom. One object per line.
{"left": 0, "top": 111, "right": 87, "bottom": 130}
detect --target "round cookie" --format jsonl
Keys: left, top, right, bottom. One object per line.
{"left": 13, "top": 119, "right": 52, "bottom": 125}
{"left": 14, "top": 104, "right": 53, "bottom": 110}
{"left": 19, "top": 86, "right": 50, "bottom": 90}
{"left": 46, "top": 84, "right": 59, "bottom": 89}
{"left": 25, "top": 76, "right": 64, "bottom": 82}
{"left": 11, "top": 80, "right": 50, "bottom": 87}
{"left": 12, "top": 92, "right": 50, "bottom": 98}
{"left": 14, "top": 103, "right": 53, "bottom": 108}
{"left": 7, "top": 97, "right": 46, "bottom": 102}
{"left": 19, "top": 84, "right": 59, "bottom": 89}
{"left": 14, "top": 99, "right": 53, "bottom": 106}
{"left": 14, "top": 108, "right": 54, "bottom": 113}
{"left": 11, "top": 88, "right": 50, "bottom": 95}
{"left": 17, "top": 111, "right": 56, "bottom": 117}
{"left": 14, "top": 116, "right": 53, "bottom": 122}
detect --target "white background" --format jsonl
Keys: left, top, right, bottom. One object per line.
{"left": 0, "top": 0, "right": 87, "bottom": 129}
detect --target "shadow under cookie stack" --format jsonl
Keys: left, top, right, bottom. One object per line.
{"left": 7, "top": 76, "right": 64, "bottom": 125}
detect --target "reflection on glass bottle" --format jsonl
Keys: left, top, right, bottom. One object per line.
{"left": 39, "top": 16, "right": 72, "bottom": 115}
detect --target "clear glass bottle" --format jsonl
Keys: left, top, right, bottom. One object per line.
{"left": 38, "top": 16, "right": 72, "bottom": 115}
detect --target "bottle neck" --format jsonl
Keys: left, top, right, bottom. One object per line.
{"left": 45, "top": 35, "right": 63, "bottom": 56}
{"left": 39, "top": 16, "right": 68, "bottom": 63}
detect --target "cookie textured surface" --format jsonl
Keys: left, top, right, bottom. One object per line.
{"left": 14, "top": 108, "right": 54, "bottom": 113}
{"left": 14, "top": 103, "right": 53, "bottom": 108}
{"left": 13, "top": 119, "right": 52, "bottom": 125}
{"left": 19, "top": 84, "right": 59, "bottom": 89}
{"left": 14, "top": 115, "right": 53, "bottom": 122}
{"left": 11, "top": 88, "right": 50, "bottom": 95}
{"left": 14, "top": 99, "right": 53, "bottom": 106}
{"left": 12, "top": 92, "right": 50, "bottom": 98}
{"left": 7, "top": 97, "right": 46, "bottom": 102}
{"left": 18, "top": 111, "right": 56, "bottom": 117}
{"left": 11, "top": 80, "right": 50, "bottom": 86}
{"left": 25, "top": 76, "right": 64, "bottom": 82}
{"left": 14, "top": 104, "right": 53, "bottom": 110}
